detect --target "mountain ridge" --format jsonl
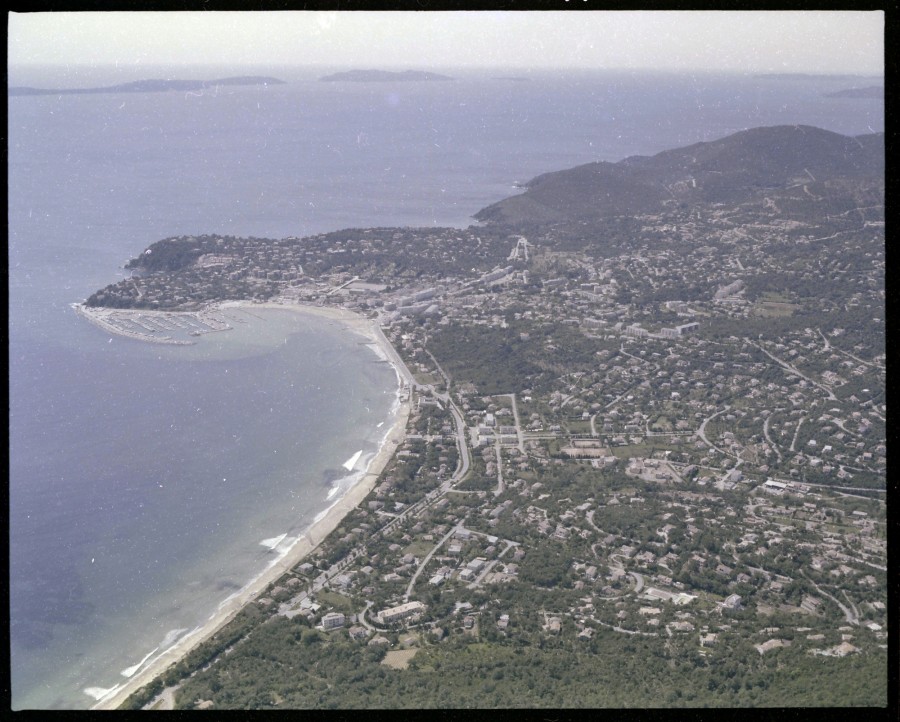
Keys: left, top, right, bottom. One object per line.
{"left": 474, "top": 125, "right": 884, "bottom": 225}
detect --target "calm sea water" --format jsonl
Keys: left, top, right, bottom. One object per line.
{"left": 8, "top": 65, "right": 882, "bottom": 709}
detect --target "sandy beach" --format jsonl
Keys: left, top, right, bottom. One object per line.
{"left": 90, "top": 301, "right": 412, "bottom": 710}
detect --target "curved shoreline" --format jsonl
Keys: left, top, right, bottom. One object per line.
{"left": 89, "top": 301, "right": 412, "bottom": 710}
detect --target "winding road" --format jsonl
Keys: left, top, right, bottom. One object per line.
{"left": 762, "top": 412, "right": 783, "bottom": 461}
{"left": 802, "top": 571, "right": 858, "bottom": 626}
{"left": 697, "top": 405, "right": 732, "bottom": 457}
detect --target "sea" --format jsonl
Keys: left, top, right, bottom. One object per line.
{"left": 8, "top": 64, "right": 883, "bottom": 709}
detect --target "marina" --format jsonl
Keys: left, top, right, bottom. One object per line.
{"left": 72, "top": 304, "right": 234, "bottom": 345}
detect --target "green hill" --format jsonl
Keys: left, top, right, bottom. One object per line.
{"left": 475, "top": 125, "right": 884, "bottom": 225}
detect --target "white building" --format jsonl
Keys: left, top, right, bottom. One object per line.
{"left": 322, "top": 612, "right": 346, "bottom": 629}
{"left": 377, "top": 601, "right": 426, "bottom": 625}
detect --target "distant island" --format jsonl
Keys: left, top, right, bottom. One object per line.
{"left": 824, "top": 86, "right": 883, "bottom": 99}
{"left": 319, "top": 70, "right": 454, "bottom": 82}
{"left": 755, "top": 73, "right": 883, "bottom": 81}
{"left": 8, "top": 76, "right": 285, "bottom": 97}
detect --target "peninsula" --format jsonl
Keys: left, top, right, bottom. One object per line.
{"left": 83, "top": 126, "right": 885, "bottom": 710}
{"left": 824, "top": 86, "right": 883, "bottom": 99}
{"left": 8, "top": 76, "right": 285, "bottom": 96}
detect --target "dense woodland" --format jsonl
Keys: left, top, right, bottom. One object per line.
{"left": 130, "top": 599, "right": 887, "bottom": 709}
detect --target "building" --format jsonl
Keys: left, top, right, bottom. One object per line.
{"left": 396, "top": 288, "right": 437, "bottom": 306}
{"left": 459, "top": 568, "right": 476, "bottom": 582}
{"left": 626, "top": 324, "right": 649, "bottom": 338}
{"left": 348, "top": 625, "right": 369, "bottom": 641}
{"left": 322, "top": 612, "right": 346, "bottom": 629}
{"left": 479, "top": 266, "right": 514, "bottom": 284}
{"left": 376, "top": 601, "right": 426, "bottom": 625}
{"left": 675, "top": 322, "right": 700, "bottom": 335}
{"left": 661, "top": 322, "right": 700, "bottom": 339}
{"left": 714, "top": 280, "right": 744, "bottom": 300}
{"left": 801, "top": 595, "right": 822, "bottom": 614}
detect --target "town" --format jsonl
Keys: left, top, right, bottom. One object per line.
{"left": 92, "top": 129, "right": 886, "bottom": 709}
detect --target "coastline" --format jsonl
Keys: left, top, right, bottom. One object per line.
{"left": 90, "top": 301, "right": 412, "bottom": 710}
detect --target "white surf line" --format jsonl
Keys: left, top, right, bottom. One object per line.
{"left": 343, "top": 450, "right": 363, "bottom": 471}
{"left": 84, "top": 683, "right": 123, "bottom": 702}
{"left": 260, "top": 533, "right": 288, "bottom": 550}
{"left": 120, "top": 646, "right": 160, "bottom": 678}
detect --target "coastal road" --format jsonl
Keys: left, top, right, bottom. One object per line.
{"left": 373, "top": 391, "right": 471, "bottom": 544}
{"left": 424, "top": 349, "right": 452, "bottom": 392}
{"left": 443, "top": 401, "right": 471, "bottom": 490}
{"left": 371, "top": 323, "right": 416, "bottom": 389}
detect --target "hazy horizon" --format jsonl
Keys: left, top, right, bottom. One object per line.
{"left": 7, "top": 62, "right": 885, "bottom": 92}
{"left": 9, "top": 11, "right": 884, "bottom": 76}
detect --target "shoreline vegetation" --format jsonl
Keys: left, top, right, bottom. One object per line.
{"left": 86, "top": 301, "right": 413, "bottom": 711}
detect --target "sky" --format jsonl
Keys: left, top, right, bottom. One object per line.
{"left": 8, "top": 10, "right": 884, "bottom": 75}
